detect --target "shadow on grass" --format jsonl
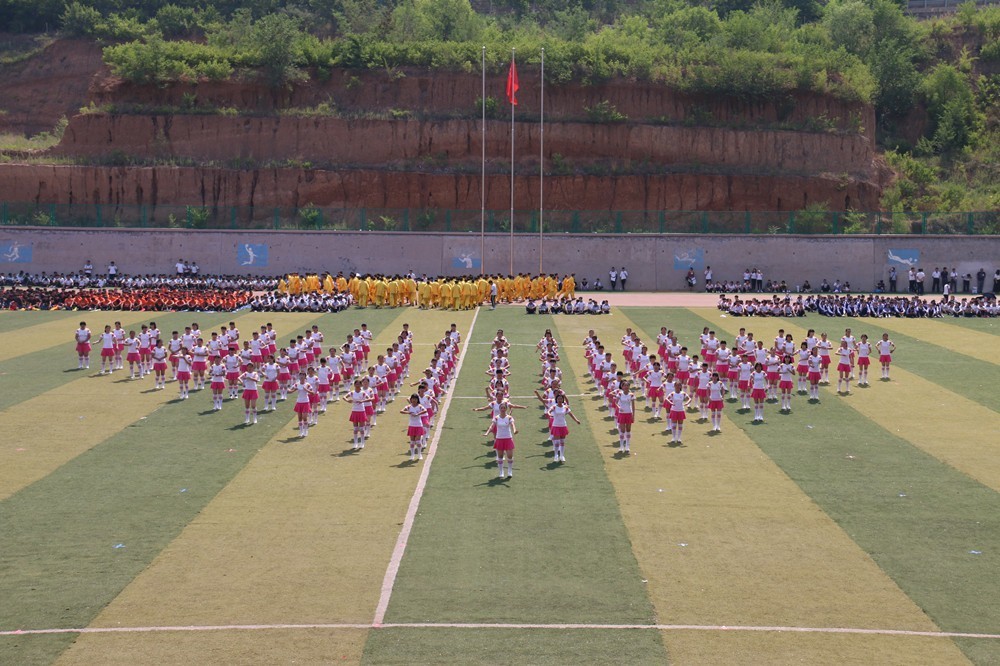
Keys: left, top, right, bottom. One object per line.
{"left": 474, "top": 477, "right": 510, "bottom": 487}
{"left": 337, "top": 447, "right": 360, "bottom": 456}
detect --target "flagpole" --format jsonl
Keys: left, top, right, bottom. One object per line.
{"left": 480, "top": 45, "right": 486, "bottom": 277}
{"left": 509, "top": 47, "right": 515, "bottom": 277}
{"left": 539, "top": 47, "right": 544, "bottom": 275}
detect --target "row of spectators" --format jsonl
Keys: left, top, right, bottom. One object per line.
{"left": 1, "top": 271, "right": 279, "bottom": 291}
{"left": 525, "top": 298, "right": 611, "bottom": 315}
{"left": 1, "top": 287, "right": 253, "bottom": 311}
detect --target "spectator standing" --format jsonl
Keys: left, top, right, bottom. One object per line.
{"left": 704, "top": 266, "right": 713, "bottom": 287}
{"left": 907, "top": 267, "right": 916, "bottom": 294}
{"left": 609, "top": 268, "right": 618, "bottom": 291}
{"left": 888, "top": 267, "right": 897, "bottom": 293}
{"left": 962, "top": 273, "right": 972, "bottom": 293}
{"left": 977, "top": 268, "right": 986, "bottom": 294}
{"left": 993, "top": 269, "right": 1000, "bottom": 294}
{"left": 950, "top": 268, "right": 958, "bottom": 292}
{"left": 916, "top": 267, "right": 926, "bottom": 295}
{"left": 83, "top": 260, "right": 94, "bottom": 278}
{"left": 107, "top": 261, "right": 119, "bottom": 284}
{"left": 941, "top": 267, "right": 950, "bottom": 291}
{"left": 931, "top": 268, "right": 941, "bottom": 293}
{"left": 176, "top": 259, "right": 186, "bottom": 275}
{"left": 619, "top": 267, "right": 628, "bottom": 291}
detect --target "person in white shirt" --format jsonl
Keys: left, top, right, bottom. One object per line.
{"left": 485, "top": 402, "right": 518, "bottom": 479}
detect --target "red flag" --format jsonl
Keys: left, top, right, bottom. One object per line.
{"left": 506, "top": 58, "right": 519, "bottom": 106}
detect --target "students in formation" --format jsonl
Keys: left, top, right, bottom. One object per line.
{"left": 580, "top": 324, "right": 897, "bottom": 447}
{"left": 72, "top": 319, "right": 448, "bottom": 450}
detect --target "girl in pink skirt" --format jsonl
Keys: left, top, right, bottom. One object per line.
{"left": 238, "top": 363, "right": 260, "bottom": 425}
{"left": 750, "top": 362, "right": 768, "bottom": 423}
{"left": 666, "top": 381, "right": 691, "bottom": 443}
{"left": 485, "top": 402, "right": 518, "bottom": 479}
{"left": 615, "top": 381, "right": 635, "bottom": 454}
{"left": 547, "top": 393, "right": 580, "bottom": 463}
{"left": 401, "top": 394, "right": 429, "bottom": 462}
{"left": 175, "top": 348, "right": 193, "bottom": 399}
{"left": 209, "top": 356, "right": 226, "bottom": 409}
{"left": 293, "top": 372, "right": 315, "bottom": 438}
{"left": 345, "top": 379, "right": 371, "bottom": 450}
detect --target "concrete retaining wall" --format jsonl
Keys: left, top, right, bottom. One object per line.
{"left": 1, "top": 227, "right": 997, "bottom": 292}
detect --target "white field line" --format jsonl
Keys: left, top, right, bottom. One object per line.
{"left": 371, "top": 307, "right": 480, "bottom": 626}
{"left": 2, "top": 622, "right": 998, "bottom": 640}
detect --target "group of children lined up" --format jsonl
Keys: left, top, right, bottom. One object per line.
{"left": 71, "top": 318, "right": 431, "bottom": 440}
{"left": 473, "top": 329, "right": 582, "bottom": 478}
{"left": 396, "top": 326, "right": 463, "bottom": 461}
{"left": 583, "top": 324, "right": 897, "bottom": 446}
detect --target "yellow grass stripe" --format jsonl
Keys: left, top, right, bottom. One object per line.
{"left": 696, "top": 309, "right": 1000, "bottom": 493}
{"left": 876, "top": 318, "right": 1000, "bottom": 366}
{"left": 54, "top": 627, "right": 369, "bottom": 666}
{"left": 0, "top": 311, "right": 152, "bottom": 362}
{"left": 552, "top": 313, "right": 969, "bottom": 664}
{"left": 56, "top": 310, "right": 473, "bottom": 666}
{"left": 0, "top": 312, "right": 307, "bottom": 502}
{"left": 664, "top": 629, "right": 970, "bottom": 665}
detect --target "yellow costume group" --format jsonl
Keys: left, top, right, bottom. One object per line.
{"left": 277, "top": 273, "right": 576, "bottom": 309}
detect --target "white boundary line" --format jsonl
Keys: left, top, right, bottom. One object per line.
{"left": 3, "top": 622, "right": 998, "bottom": 640}
{"left": 371, "top": 307, "right": 480, "bottom": 626}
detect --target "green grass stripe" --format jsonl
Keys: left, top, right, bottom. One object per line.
{"left": 0, "top": 310, "right": 80, "bottom": 335}
{"left": 364, "top": 627, "right": 669, "bottom": 665}
{"left": 940, "top": 316, "right": 1000, "bottom": 337}
{"left": 56, "top": 309, "right": 426, "bottom": 665}
{"left": 874, "top": 318, "right": 1000, "bottom": 369}
{"left": 0, "top": 313, "right": 249, "bottom": 501}
{"left": 0, "top": 312, "right": 153, "bottom": 363}
{"left": 671, "top": 308, "right": 1000, "bottom": 663}
{"left": 365, "top": 308, "right": 668, "bottom": 663}
{"left": 561, "top": 310, "right": 967, "bottom": 663}
{"left": 0, "top": 313, "right": 226, "bottom": 413}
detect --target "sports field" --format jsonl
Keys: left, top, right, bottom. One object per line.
{"left": 1, "top": 304, "right": 998, "bottom": 665}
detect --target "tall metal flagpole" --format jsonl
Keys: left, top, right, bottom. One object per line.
{"left": 539, "top": 47, "right": 544, "bottom": 275}
{"left": 481, "top": 46, "right": 486, "bottom": 276}
{"left": 509, "top": 48, "right": 515, "bottom": 276}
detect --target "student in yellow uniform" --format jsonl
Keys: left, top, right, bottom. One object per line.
{"left": 477, "top": 276, "right": 489, "bottom": 305}
{"left": 406, "top": 276, "right": 418, "bottom": 306}
{"left": 323, "top": 274, "right": 336, "bottom": 294}
{"left": 430, "top": 279, "right": 442, "bottom": 308}
{"left": 461, "top": 278, "right": 475, "bottom": 309}
{"left": 438, "top": 279, "right": 452, "bottom": 310}
{"left": 277, "top": 278, "right": 288, "bottom": 294}
{"left": 388, "top": 277, "right": 400, "bottom": 307}
{"left": 450, "top": 280, "right": 462, "bottom": 310}
{"left": 546, "top": 274, "right": 558, "bottom": 299}
{"left": 337, "top": 273, "right": 349, "bottom": 294}
{"left": 418, "top": 280, "right": 432, "bottom": 308}
{"left": 348, "top": 274, "right": 359, "bottom": 301}
{"left": 562, "top": 274, "right": 576, "bottom": 300}
{"left": 356, "top": 275, "right": 370, "bottom": 308}
{"left": 374, "top": 276, "right": 387, "bottom": 307}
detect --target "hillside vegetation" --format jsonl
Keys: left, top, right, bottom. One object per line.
{"left": 0, "top": 0, "right": 998, "bottom": 212}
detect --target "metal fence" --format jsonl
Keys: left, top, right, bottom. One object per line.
{"left": 1, "top": 203, "right": 998, "bottom": 235}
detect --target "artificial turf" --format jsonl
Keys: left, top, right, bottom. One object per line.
{"left": 1, "top": 306, "right": 998, "bottom": 665}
